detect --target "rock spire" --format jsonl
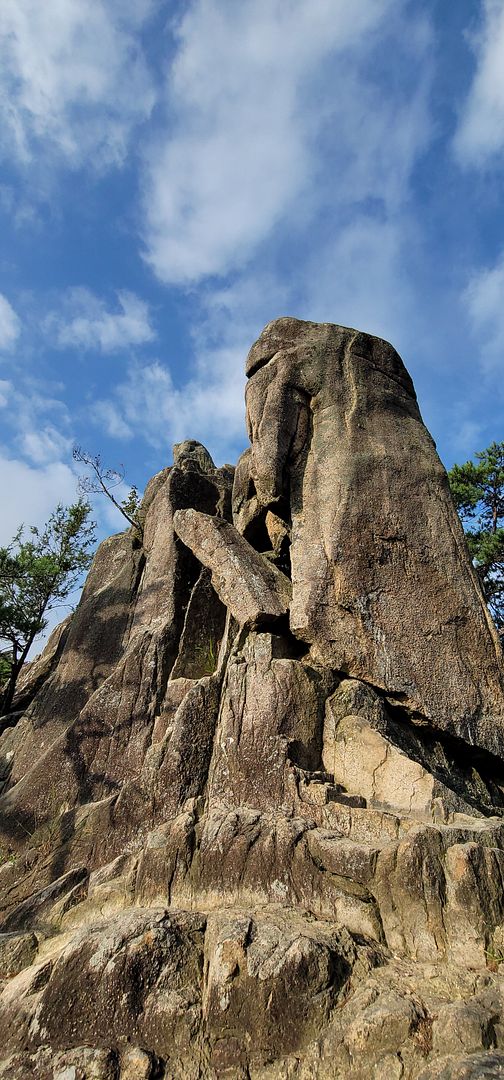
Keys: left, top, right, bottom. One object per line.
{"left": 1, "top": 322, "right": 504, "bottom": 1079}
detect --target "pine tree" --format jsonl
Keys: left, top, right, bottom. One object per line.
{"left": 448, "top": 441, "right": 504, "bottom": 635}
{"left": 0, "top": 501, "right": 96, "bottom": 715}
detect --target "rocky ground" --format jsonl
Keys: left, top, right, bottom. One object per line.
{"left": 1, "top": 319, "right": 504, "bottom": 1079}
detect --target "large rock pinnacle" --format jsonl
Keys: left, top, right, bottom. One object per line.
{"left": 1, "top": 324, "right": 504, "bottom": 1079}
{"left": 236, "top": 317, "right": 504, "bottom": 754}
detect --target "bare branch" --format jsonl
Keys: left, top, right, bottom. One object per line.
{"left": 72, "top": 446, "right": 143, "bottom": 538}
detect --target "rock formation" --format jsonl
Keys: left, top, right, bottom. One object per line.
{"left": 0, "top": 318, "right": 504, "bottom": 1079}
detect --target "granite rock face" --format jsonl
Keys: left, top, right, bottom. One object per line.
{"left": 1, "top": 322, "right": 504, "bottom": 1079}
{"left": 173, "top": 509, "right": 291, "bottom": 627}
{"left": 237, "top": 318, "right": 504, "bottom": 755}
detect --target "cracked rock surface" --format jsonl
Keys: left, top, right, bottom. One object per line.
{"left": 1, "top": 322, "right": 504, "bottom": 1078}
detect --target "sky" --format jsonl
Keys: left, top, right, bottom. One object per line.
{"left": 1, "top": 0, "right": 504, "bottom": 558}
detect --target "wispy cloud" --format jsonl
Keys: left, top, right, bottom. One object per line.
{"left": 133, "top": 0, "right": 433, "bottom": 472}
{"left": 450, "top": 417, "right": 485, "bottom": 457}
{"left": 19, "top": 425, "right": 73, "bottom": 468}
{"left": 0, "top": 380, "right": 12, "bottom": 407}
{"left": 0, "top": 294, "right": 21, "bottom": 350}
{"left": 464, "top": 248, "right": 504, "bottom": 374}
{"left": 89, "top": 268, "right": 295, "bottom": 460}
{"left": 92, "top": 401, "right": 133, "bottom": 440}
{"left": 142, "top": 0, "right": 410, "bottom": 285}
{"left": 92, "top": 341, "right": 247, "bottom": 463}
{"left": 298, "top": 216, "right": 415, "bottom": 347}
{"left": 0, "top": 376, "right": 72, "bottom": 465}
{"left": 0, "top": 374, "right": 129, "bottom": 554}
{"left": 454, "top": 0, "right": 504, "bottom": 166}
{"left": 0, "top": 453, "right": 78, "bottom": 544}
{"left": 45, "top": 288, "right": 156, "bottom": 353}
{"left": 0, "top": 0, "right": 155, "bottom": 171}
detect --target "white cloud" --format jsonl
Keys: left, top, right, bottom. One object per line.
{"left": 298, "top": 216, "right": 415, "bottom": 348}
{"left": 19, "top": 425, "right": 73, "bottom": 467}
{"left": 89, "top": 267, "right": 298, "bottom": 460}
{"left": 134, "top": 0, "right": 433, "bottom": 471}
{"left": 0, "top": 375, "right": 75, "bottom": 474}
{"left": 454, "top": 0, "right": 504, "bottom": 166}
{"left": 92, "top": 401, "right": 133, "bottom": 440}
{"left": 0, "top": 0, "right": 155, "bottom": 170}
{"left": 142, "top": 0, "right": 412, "bottom": 284}
{"left": 0, "top": 454, "right": 78, "bottom": 544}
{"left": 0, "top": 380, "right": 12, "bottom": 407}
{"left": 93, "top": 339, "right": 247, "bottom": 462}
{"left": 464, "top": 249, "right": 504, "bottom": 374}
{"left": 0, "top": 294, "right": 21, "bottom": 350}
{"left": 46, "top": 288, "right": 156, "bottom": 353}
{"left": 450, "top": 418, "right": 484, "bottom": 457}
{"left": 96, "top": 212, "right": 426, "bottom": 463}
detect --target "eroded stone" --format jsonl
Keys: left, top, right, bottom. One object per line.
{"left": 0, "top": 326, "right": 503, "bottom": 1079}
{"left": 241, "top": 318, "right": 504, "bottom": 756}
{"left": 173, "top": 509, "right": 291, "bottom": 627}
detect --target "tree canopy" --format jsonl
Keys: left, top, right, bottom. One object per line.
{"left": 448, "top": 440, "right": 504, "bottom": 636}
{"left": 0, "top": 500, "right": 96, "bottom": 716}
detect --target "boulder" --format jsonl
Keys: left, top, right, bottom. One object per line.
{"left": 173, "top": 509, "right": 291, "bottom": 627}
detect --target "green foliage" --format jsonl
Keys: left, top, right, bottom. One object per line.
{"left": 0, "top": 847, "right": 17, "bottom": 868}
{"left": 73, "top": 447, "right": 143, "bottom": 539}
{"left": 485, "top": 947, "right": 504, "bottom": 967}
{"left": 0, "top": 500, "right": 96, "bottom": 715}
{"left": 120, "top": 484, "right": 142, "bottom": 527}
{"left": 448, "top": 441, "right": 504, "bottom": 634}
{"left": 0, "top": 651, "right": 10, "bottom": 690}
{"left": 203, "top": 636, "right": 217, "bottom": 675}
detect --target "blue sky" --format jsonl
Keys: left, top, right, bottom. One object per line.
{"left": 1, "top": 0, "right": 504, "bottom": 551}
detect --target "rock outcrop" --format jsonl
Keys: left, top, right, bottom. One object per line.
{"left": 237, "top": 319, "right": 504, "bottom": 754}
{"left": 0, "top": 320, "right": 504, "bottom": 1079}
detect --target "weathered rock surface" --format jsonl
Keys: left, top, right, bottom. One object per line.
{"left": 3, "top": 614, "right": 72, "bottom": 729}
{"left": 0, "top": 443, "right": 232, "bottom": 840}
{"left": 238, "top": 317, "right": 504, "bottom": 756}
{"left": 323, "top": 679, "right": 504, "bottom": 820}
{"left": 173, "top": 509, "right": 291, "bottom": 627}
{"left": 0, "top": 321, "right": 504, "bottom": 1078}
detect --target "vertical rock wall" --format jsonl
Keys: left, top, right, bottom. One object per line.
{"left": 238, "top": 318, "right": 504, "bottom": 751}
